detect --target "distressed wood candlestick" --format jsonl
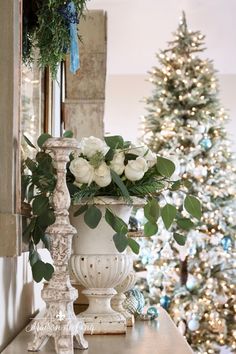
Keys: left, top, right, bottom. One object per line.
{"left": 28, "top": 138, "right": 88, "bottom": 354}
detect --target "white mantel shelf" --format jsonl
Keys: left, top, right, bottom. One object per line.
{"left": 2, "top": 307, "right": 193, "bottom": 354}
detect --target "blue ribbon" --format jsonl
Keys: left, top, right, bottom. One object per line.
{"left": 59, "top": 1, "right": 80, "bottom": 74}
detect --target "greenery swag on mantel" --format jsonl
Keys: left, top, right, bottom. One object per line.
{"left": 22, "top": 132, "right": 202, "bottom": 282}
{"left": 23, "top": 0, "right": 88, "bottom": 78}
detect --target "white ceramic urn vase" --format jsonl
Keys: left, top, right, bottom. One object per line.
{"left": 70, "top": 197, "right": 143, "bottom": 334}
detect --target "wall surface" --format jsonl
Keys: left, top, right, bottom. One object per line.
{"left": 88, "top": 0, "right": 236, "bottom": 75}
{"left": 64, "top": 10, "right": 107, "bottom": 140}
{"left": 0, "top": 251, "right": 51, "bottom": 351}
{"left": 104, "top": 74, "right": 236, "bottom": 151}
{"left": 87, "top": 0, "right": 236, "bottom": 150}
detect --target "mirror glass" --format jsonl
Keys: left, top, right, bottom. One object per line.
{"left": 21, "top": 59, "right": 45, "bottom": 158}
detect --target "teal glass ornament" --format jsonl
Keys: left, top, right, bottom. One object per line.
{"left": 199, "top": 137, "right": 212, "bottom": 151}
{"left": 147, "top": 306, "right": 159, "bottom": 319}
{"left": 160, "top": 295, "right": 171, "bottom": 310}
{"left": 125, "top": 289, "right": 145, "bottom": 315}
{"left": 221, "top": 235, "right": 232, "bottom": 251}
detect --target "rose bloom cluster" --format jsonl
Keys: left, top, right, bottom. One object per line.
{"left": 69, "top": 136, "right": 157, "bottom": 188}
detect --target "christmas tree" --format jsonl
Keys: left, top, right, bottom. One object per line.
{"left": 137, "top": 12, "right": 236, "bottom": 354}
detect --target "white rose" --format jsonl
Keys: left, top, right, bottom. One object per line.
{"left": 128, "top": 145, "right": 146, "bottom": 156}
{"left": 69, "top": 157, "right": 94, "bottom": 186}
{"left": 128, "top": 145, "right": 156, "bottom": 168}
{"left": 110, "top": 151, "right": 125, "bottom": 175}
{"left": 94, "top": 162, "right": 112, "bottom": 187}
{"left": 124, "top": 157, "right": 148, "bottom": 181}
{"left": 144, "top": 149, "right": 157, "bottom": 168}
{"left": 80, "top": 136, "right": 110, "bottom": 158}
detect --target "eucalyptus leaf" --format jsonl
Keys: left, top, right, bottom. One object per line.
{"left": 23, "top": 134, "right": 36, "bottom": 149}
{"left": 184, "top": 195, "right": 202, "bottom": 220}
{"left": 73, "top": 205, "right": 88, "bottom": 217}
{"left": 22, "top": 175, "right": 31, "bottom": 199}
{"left": 84, "top": 205, "right": 102, "bottom": 229}
{"left": 32, "top": 195, "right": 49, "bottom": 215}
{"left": 44, "top": 263, "right": 54, "bottom": 281}
{"left": 105, "top": 148, "right": 115, "bottom": 162}
{"left": 144, "top": 221, "right": 158, "bottom": 236}
{"left": 32, "top": 260, "right": 46, "bottom": 283}
{"left": 183, "top": 179, "right": 193, "bottom": 189}
{"left": 127, "top": 238, "right": 140, "bottom": 254}
{"left": 41, "top": 234, "right": 51, "bottom": 250}
{"left": 37, "top": 209, "right": 55, "bottom": 227}
{"left": 174, "top": 233, "right": 187, "bottom": 246}
{"left": 104, "top": 135, "right": 124, "bottom": 149}
{"left": 29, "top": 240, "right": 34, "bottom": 253}
{"left": 67, "top": 182, "right": 80, "bottom": 196}
{"left": 105, "top": 208, "right": 128, "bottom": 235}
{"left": 63, "top": 130, "right": 73, "bottom": 138}
{"left": 177, "top": 218, "right": 194, "bottom": 230}
{"left": 124, "top": 153, "right": 139, "bottom": 161}
{"left": 171, "top": 180, "right": 181, "bottom": 191}
{"left": 23, "top": 218, "right": 36, "bottom": 238}
{"left": 153, "top": 181, "right": 166, "bottom": 190}
{"left": 33, "top": 224, "right": 44, "bottom": 245}
{"left": 25, "top": 157, "right": 37, "bottom": 172}
{"left": 27, "top": 183, "right": 35, "bottom": 203}
{"left": 161, "top": 204, "right": 177, "bottom": 229}
{"left": 144, "top": 198, "right": 160, "bottom": 224}
{"left": 33, "top": 174, "right": 55, "bottom": 193}
{"left": 37, "top": 133, "right": 52, "bottom": 149}
{"left": 29, "top": 250, "right": 41, "bottom": 267}
{"left": 123, "top": 141, "right": 131, "bottom": 148}
{"left": 113, "top": 233, "right": 128, "bottom": 252}
{"left": 156, "top": 156, "right": 175, "bottom": 178}
{"left": 36, "top": 152, "right": 53, "bottom": 170}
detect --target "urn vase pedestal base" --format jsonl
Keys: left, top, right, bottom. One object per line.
{"left": 79, "top": 288, "right": 126, "bottom": 334}
{"left": 111, "top": 271, "right": 137, "bottom": 327}
{"left": 111, "top": 293, "right": 134, "bottom": 327}
{"left": 71, "top": 253, "right": 131, "bottom": 334}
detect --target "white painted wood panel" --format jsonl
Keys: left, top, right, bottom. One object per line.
{"left": 0, "top": 0, "right": 22, "bottom": 256}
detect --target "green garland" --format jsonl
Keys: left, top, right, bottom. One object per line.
{"left": 23, "top": 0, "right": 88, "bottom": 78}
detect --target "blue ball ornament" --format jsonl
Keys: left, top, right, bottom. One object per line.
{"left": 188, "top": 318, "right": 200, "bottom": 331}
{"left": 141, "top": 255, "right": 149, "bottom": 265}
{"left": 160, "top": 295, "right": 171, "bottom": 310}
{"left": 221, "top": 235, "right": 232, "bottom": 251}
{"left": 186, "top": 277, "right": 198, "bottom": 291}
{"left": 199, "top": 137, "right": 212, "bottom": 151}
